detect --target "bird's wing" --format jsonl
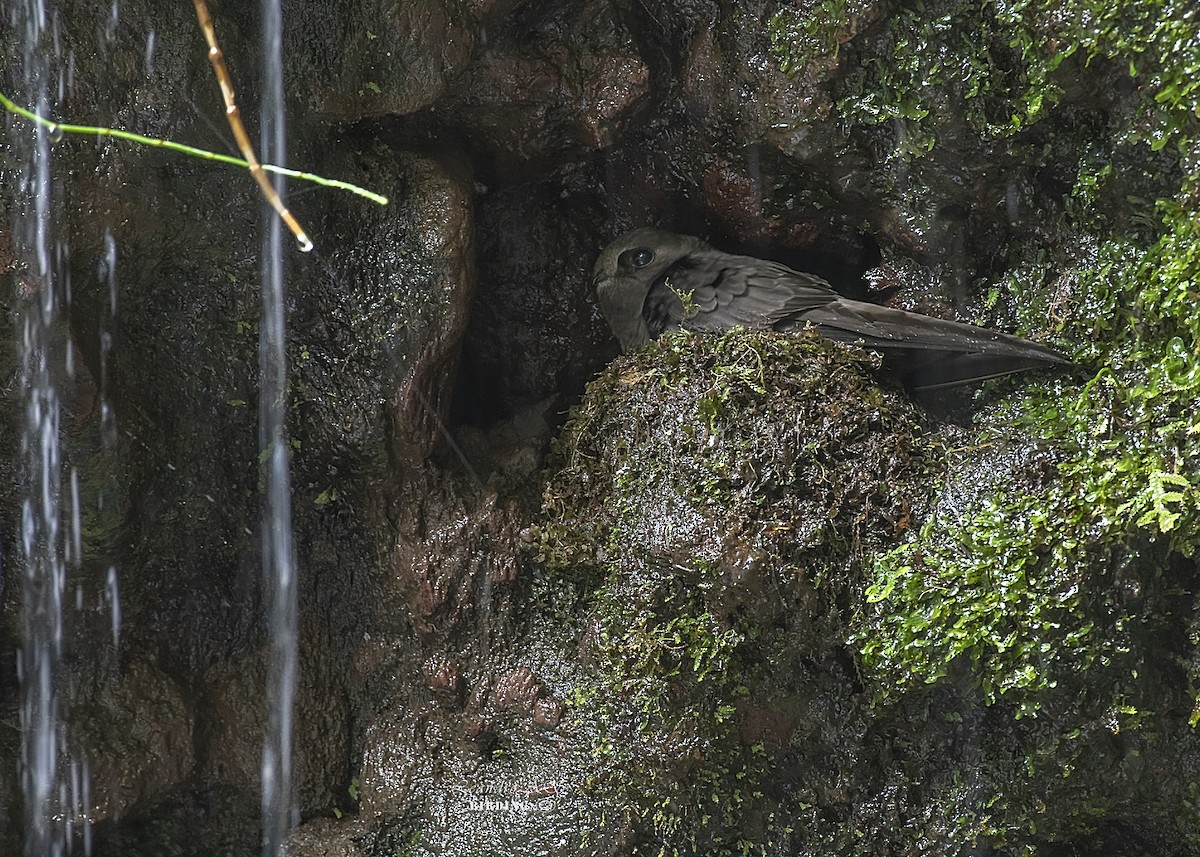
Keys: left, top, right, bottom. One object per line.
{"left": 795, "top": 298, "right": 1070, "bottom": 362}
{"left": 652, "top": 254, "right": 838, "bottom": 333}
{"left": 790, "top": 298, "right": 1072, "bottom": 388}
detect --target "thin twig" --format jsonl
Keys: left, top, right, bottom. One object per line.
{"left": 192, "top": 0, "right": 312, "bottom": 251}
{"left": 0, "top": 90, "right": 388, "bottom": 206}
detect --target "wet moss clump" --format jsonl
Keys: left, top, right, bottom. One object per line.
{"left": 850, "top": 0, "right": 1200, "bottom": 719}
{"left": 838, "top": 0, "right": 1200, "bottom": 849}
{"left": 539, "top": 328, "right": 939, "bottom": 855}
{"left": 542, "top": 328, "right": 935, "bottom": 583}
{"left": 778, "top": 0, "right": 1200, "bottom": 159}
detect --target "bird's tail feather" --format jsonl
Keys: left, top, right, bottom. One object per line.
{"left": 796, "top": 298, "right": 1071, "bottom": 388}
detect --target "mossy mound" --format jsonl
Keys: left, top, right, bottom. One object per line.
{"left": 542, "top": 328, "right": 936, "bottom": 589}
{"left": 538, "top": 325, "right": 1200, "bottom": 856}
{"left": 539, "top": 329, "right": 940, "bottom": 854}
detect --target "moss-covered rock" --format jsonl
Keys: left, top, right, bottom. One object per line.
{"left": 849, "top": 0, "right": 1200, "bottom": 803}
{"left": 541, "top": 301, "right": 1200, "bottom": 854}
{"left": 543, "top": 329, "right": 935, "bottom": 579}
{"left": 540, "top": 329, "right": 940, "bottom": 854}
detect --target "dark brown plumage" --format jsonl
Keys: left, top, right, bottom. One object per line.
{"left": 593, "top": 227, "right": 1072, "bottom": 390}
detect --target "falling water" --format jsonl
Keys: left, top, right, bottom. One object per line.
{"left": 97, "top": 231, "right": 120, "bottom": 653}
{"left": 259, "top": 0, "right": 300, "bottom": 852}
{"left": 8, "top": 2, "right": 299, "bottom": 850}
{"left": 11, "top": 0, "right": 79, "bottom": 854}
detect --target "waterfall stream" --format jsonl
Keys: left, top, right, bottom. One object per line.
{"left": 14, "top": 1, "right": 79, "bottom": 854}
{"left": 10, "top": 1, "right": 301, "bottom": 852}
{"left": 258, "top": 0, "right": 300, "bottom": 852}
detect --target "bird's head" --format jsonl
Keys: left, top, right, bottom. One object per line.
{"left": 592, "top": 227, "right": 707, "bottom": 351}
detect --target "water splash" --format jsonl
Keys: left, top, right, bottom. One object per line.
{"left": 259, "top": 0, "right": 300, "bottom": 852}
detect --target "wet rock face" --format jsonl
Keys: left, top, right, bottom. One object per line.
{"left": 432, "top": 0, "right": 651, "bottom": 176}
{"left": 72, "top": 657, "right": 194, "bottom": 822}
{"left": 6, "top": 0, "right": 1199, "bottom": 853}
{"left": 383, "top": 479, "right": 523, "bottom": 640}
{"left": 291, "top": 0, "right": 491, "bottom": 120}
{"left": 291, "top": 145, "right": 477, "bottom": 468}
{"left": 199, "top": 634, "right": 352, "bottom": 815}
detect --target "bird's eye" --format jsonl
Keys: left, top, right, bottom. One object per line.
{"left": 619, "top": 247, "right": 655, "bottom": 269}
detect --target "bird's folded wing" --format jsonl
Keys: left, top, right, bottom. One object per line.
{"left": 659, "top": 252, "right": 1068, "bottom": 373}
{"left": 673, "top": 256, "right": 838, "bottom": 331}
{"left": 795, "top": 298, "right": 1070, "bottom": 363}
{"left": 898, "top": 352, "right": 1070, "bottom": 390}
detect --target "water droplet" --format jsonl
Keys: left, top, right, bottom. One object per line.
{"left": 145, "top": 30, "right": 157, "bottom": 75}
{"left": 70, "top": 468, "right": 81, "bottom": 567}
{"left": 103, "top": 231, "right": 118, "bottom": 313}
{"left": 106, "top": 567, "right": 121, "bottom": 649}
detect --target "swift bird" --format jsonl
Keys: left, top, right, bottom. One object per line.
{"left": 593, "top": 227, "right": 1072, "bottom": 390}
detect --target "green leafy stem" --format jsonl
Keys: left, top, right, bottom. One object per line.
{"left": 0, "top": 89, "right": 389, "bottom": 206}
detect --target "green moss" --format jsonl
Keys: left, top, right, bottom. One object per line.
{"left": 572, "top": 574, "right": 764, "bottom": 855}
{"left": 768, "top": 0, "right": 875, "bottom": 74}
{"left": 999, "top": 0, "right": 1200, "bottom": 154}
{"left": 858, "top": 213, "right": 1200, "bottom": 719}
{"left": 818, "top": 0, "right": 1200, "bottom": 163}
{"left": 850, "top": 5, "right": 1200, "bottom": 847}
{"left": 541, "top": 329, "right": 937, "bottom": 854}
{"left": 832, "top": 0, "right": 1036, "bottom": 155}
